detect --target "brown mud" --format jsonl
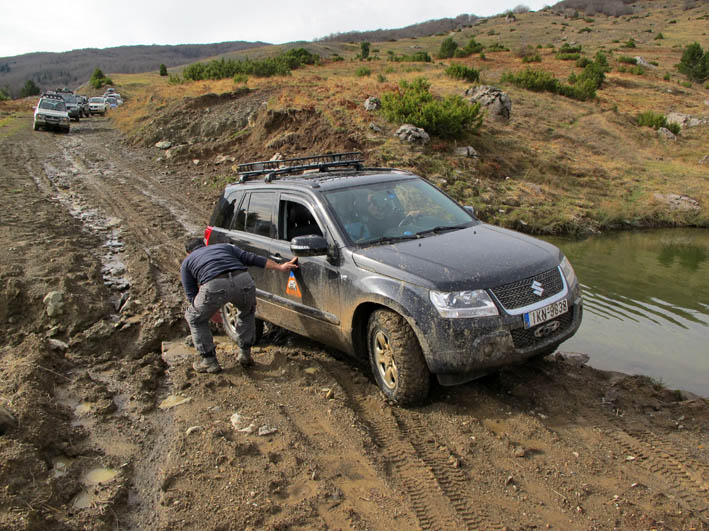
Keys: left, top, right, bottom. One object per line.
{"left": 0, "top": 116, "right": 707, "bottom": 530}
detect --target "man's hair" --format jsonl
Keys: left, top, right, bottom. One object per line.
{"left": 185, "top": 237, "right": 206, "bottom": 253}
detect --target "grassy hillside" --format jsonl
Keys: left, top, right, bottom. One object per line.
{"left": 106, "top": 0, "right": 708, "bottom": 234}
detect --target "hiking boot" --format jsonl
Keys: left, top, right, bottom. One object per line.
{"left": 193, "top": 355, "right": 221, "bottom": 374}
{"left": 237, "top": 348, "right": 254, "bottom": 368}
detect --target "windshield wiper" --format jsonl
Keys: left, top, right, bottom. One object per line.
{"left": 363, "top": 234, "right": 418, "bottom": 246}
{"left": 415, "top": 224, "right": 468, "bottom": 237}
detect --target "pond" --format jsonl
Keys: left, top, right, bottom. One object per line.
{"left": 544, "top": 228, "right": 709, "bottom": 397}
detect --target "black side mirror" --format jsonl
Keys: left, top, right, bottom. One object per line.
{"left": 290, "top": 235, "right": 329, "bottom": 257}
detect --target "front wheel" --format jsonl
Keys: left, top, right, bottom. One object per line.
{"left": 367, "top": 309, "right": 430, "bottom": 406}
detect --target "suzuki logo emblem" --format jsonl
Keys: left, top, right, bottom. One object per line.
{"left": 534, "top": 320, "right": 560, "bottom": 338}
{"left": 531, "top": 280, "right": 544, "bottom": 297}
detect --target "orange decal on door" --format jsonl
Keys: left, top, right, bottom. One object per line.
{"left": 286, "top": 271, "right": 302, "bottom": 298}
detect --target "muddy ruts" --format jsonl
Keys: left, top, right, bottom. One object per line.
{"left": 607, "top": 427, "right": 708, "bottom": 525}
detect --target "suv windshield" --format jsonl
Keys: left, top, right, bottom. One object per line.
{"left": 324, "top": 178, "right": 475, "bottom": 244}
{"left": 39, "top": 99, "right": 66, "bottom": 111}
{"left": 89, "top": 97, "right": 104, "bottom": 103}
{"left": 61, "top": 94, "right": 77, "bottom": 104}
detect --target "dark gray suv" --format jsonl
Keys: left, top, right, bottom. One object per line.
{"left": 205, "top": 153, "right": 582, "bottom": 404}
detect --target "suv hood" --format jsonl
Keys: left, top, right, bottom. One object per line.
{"left": 351, "top": 224, "right": 561, "bottom": 291}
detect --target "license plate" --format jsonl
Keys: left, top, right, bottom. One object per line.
{"left": 524, "top": 299, "right": 568, "bottom": 328}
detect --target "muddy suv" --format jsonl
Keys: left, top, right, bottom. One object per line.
{"left": 204, "top": 153, "right": 583, "bottom": 404}
{"left": 33, "top": 93, "right": 70, "bottom": 133}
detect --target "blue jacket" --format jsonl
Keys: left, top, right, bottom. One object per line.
{"left": 180, "top": 244, "right": 267, "bottom": 303}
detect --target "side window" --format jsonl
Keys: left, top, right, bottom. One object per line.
{"left": 209, "top": 195, "right": 235, "bottom": 229}
{"left": 233, "top": 194, "right": 248, "bottom": 231}
{"left": 244, "top": 192, "right": 276, "bottom": 237}
{"left": 280, "top": 199, "right": 323, "bottom": 241}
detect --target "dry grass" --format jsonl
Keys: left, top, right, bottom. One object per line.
{"left": 104, "top": 0, "right": 707, "bottom": 234}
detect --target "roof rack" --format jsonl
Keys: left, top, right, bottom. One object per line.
{"left": 237, "top": 152, "right": 364, "bottom": 183}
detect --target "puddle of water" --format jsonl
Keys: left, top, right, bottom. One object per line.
{"left": 73, "top": 491, "right": 93, "bottom": 509}
{"left": 52, "top": 456, "right": 73, "bottom": 478}
{"left": 158, "top": 395, "right": 192, "bottom": 410}
{"left": 545, "top": 228, "right": 709, "bottom": 396}
{"left": 83, "top": 467, "right": 118, "bottom": 485}
{"left": 74, "top": 403, "right": 93, "bottom": 416}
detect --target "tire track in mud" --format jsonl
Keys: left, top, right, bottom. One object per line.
{"left": 606, "top": 427, "right": 708, "bottom": 524}
{"left": 332, "top": 375, "right": 502, "bottom": 530}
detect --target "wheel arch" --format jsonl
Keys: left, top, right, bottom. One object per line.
{"left": 350, "top": 298, "right": 432, "bottom": 368}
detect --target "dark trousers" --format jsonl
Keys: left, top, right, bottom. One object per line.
{"left": 185, "top": 271, "right": 256, "bottom": 356}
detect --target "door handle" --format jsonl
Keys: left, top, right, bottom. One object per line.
{"left": 269, "top": 255, "right": 283, "bottom": 263}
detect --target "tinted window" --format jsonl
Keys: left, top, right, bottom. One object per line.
{"left": 280, "top": 200, "right": 323, "bottom": 241}
{"left": 244, "top": 192, "right": 276, "bottom": 237}
{"left": 209, "top": 193, "right": 238, "bottom": 228}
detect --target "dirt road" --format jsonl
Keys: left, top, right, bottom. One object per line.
{"left": 0, "top": 115, "right": 707, "bottom": 530}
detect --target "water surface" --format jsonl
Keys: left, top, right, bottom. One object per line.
{"left": 544, "top": 229, "right": 708, "bottom": 396}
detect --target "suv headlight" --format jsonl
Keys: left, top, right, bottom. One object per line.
{"left": 560, "top": 256, "right": 577, "bottom": 287}
{"left": 430, "top": 289, "right": 499, "bottom": 318}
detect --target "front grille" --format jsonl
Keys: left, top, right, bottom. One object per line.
{"left": 491, "top": 267, "right": 563, "bottom": 310}
{"left": 511, "top": 308, "right": 574, "bottom": 349}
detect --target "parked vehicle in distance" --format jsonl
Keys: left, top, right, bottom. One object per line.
{"left": 204, "top": 153, "right": 583, "bottom": 405}
{"left": 104, "top": 96, "right": 118, "bottom": 109}
{"left": 88, "top": 97, "right": 108, "bottom": 115}
{"left": 33, "top": 93, "right": 70, "bottom": 133}
{"left": 56, "top": 92, "right": 81, "bottom": 121}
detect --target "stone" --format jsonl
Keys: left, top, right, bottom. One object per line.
{"left": 43, "top": 291, "right": 64, "bottom": 317}
{"left": 699, "top": 155, "right": 708, "bottom": 164}
{"left": 369, "top": 122, "right": 383, "bottom": 133}
{"left": 394, "top": 124, "right": 430, "bottom": 145}
{"left": 465, "top": 85, "right": 512, "bottom": 121}
{"left": 0, "top": 406, "right": 17, "bottom": 434}
{"left": 214, "top": 154, "right": 236, "bottom": 165}
{"left": 48, "top": 338, "right": 69, "bottom": 352}
{"left": 258, "top": 425, "right": 278, "bottom": 436}
{"left": 364, "top": 96, "right": 381, "bottom": 111}
{"left": 155, "top": 140, "right": 172, "bottom": 149}
{"left": 633, "top": 56, "right": 656, "bottom": 69}
{"left": 454, "top": 145, "right": 479, "bottom": 158}
{"left": 657, "top": 127, "right": 676, "bottom": 141}
{"left": 652, "top": 193, "right": 700, "bottom": 212}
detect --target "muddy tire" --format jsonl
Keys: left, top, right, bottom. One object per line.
{"left": 220, "top": 302, "right": 263, "bottom": 346}
{"left": 367, "top": 309, "right": 430, "bottom": 406}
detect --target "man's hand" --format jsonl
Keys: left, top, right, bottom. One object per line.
{"left": 266, "top": 257, "right": 299, "bottom": 273}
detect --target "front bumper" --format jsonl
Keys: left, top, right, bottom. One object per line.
{"left": 416, "top": 289, "right": 583, "bottom": 384}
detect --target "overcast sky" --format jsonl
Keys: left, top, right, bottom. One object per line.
{"left": 0, "top": 0, "right": 551, "bottom": 58}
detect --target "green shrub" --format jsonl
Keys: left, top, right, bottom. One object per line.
{"left": 183, "top": 48, "right": 319, "bottom": 81}
{"left": 654, "top": 32, "right": 665, "bottom": 40}
{"left": 576, "top": 57, "right": 592, "bottom": 67}
{"left": 479, "top": 52, "right": 487, "bottom": 60}
{"left": 89, "top": 68, "right": 113, "bottom": 89}
{"left": 159, "top": 64, "right": 168, "bottom": 76}
{"left": 355, "top": 66, "right": 371, "bottom": 77}
{"left": 360, "top": 42, "right": 370, "bottom": 60}
{"left": 233, "top": 73, "right": 248, "bottom": 84}
{"left": 631, "top": 65, "right": 645, "bottom": 75}
{"left": 637, "top": 111, "right": 680, "bottom": 134}
{"left": 618, "top": 56, "right": 637, "bottom": 64}
{"left": 621, "top": 39, "right": 637, "bottom": 48}
{"left": 20, "top": 80, "right": 40, "bottom": 97}
{"left": 663, "top": 72, "right": 671, "bottom": 80}
{"left": 522, "top": 54, "right": 542, "bottom": 63}
{"left": 377, "top": 74, "right": 387, "bottom": 83}
{"left": 331, "top": 54, "right": 344, "bottom": 62}
{"left": 579, "top": 27, "right": 592, "bottom": 33}
{"left": 677, "top": 42, "right": 708, "bottom": 82}
{"left": 0, "top": 86, "right": 10, "bottom": 101}
{"left": 380, "top": 77, "right": 483, "bottom": 138}
{"left": 445, "top": 64, "right": 480, "bottom": 82}
{"left": 439, "top": 37, "right": 458, "bottom": 59}
{"left": 502, "top": 53, "right": 608, "bottom": 102}
{"left": 680, "top": 80, "right": 692, "bottom": 88}
{"left": 486, "top": 43, "right": 509, "bottom": 52}
{"left": 168, "top": 74, "right": 183, "bottom": 85}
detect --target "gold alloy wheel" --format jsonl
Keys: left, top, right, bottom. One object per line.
{"left": 223, "top": 302, "right": 238, "bottom": 333}
{"left": 373, "top": 330, "right": 398, "bottom": 390}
